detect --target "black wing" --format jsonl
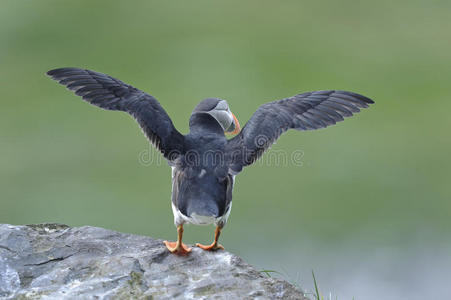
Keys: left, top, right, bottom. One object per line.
{"left": 47, "top": 68, "right": 184, "bottom": 161}
{"left": 226, "top": 90, "right": 374, "bottom": 173}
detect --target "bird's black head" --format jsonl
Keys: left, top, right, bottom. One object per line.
{"left": 190, "top": 98, "right": 240, "bottom": 135}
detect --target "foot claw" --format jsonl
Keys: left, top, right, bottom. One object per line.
{"left": 195, "top": 243, "right": 224, "bottom": 251}
{"left": 164, "top": 240, "right": 192, "bottom": 255}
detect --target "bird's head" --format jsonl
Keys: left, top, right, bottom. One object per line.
{"left": 191, "top": 98, "right": 240, "bottom": 135}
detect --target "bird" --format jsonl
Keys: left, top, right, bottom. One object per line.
{"left": 47, "top": 67, "right": 374, "bottom": 255}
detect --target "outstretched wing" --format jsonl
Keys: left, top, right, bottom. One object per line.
{"left": 47, "top": 68, "right": 184, "bottom": 161}
{"left": 226, "top": 90, "right": 374, "bottom": 173}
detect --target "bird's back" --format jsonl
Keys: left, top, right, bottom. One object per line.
{"left": 171, "top": 133, "right": 233, "bottom": 225}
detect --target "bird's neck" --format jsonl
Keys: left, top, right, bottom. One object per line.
{"left": 189, "top": 113, "right": 225, "bottom": 135}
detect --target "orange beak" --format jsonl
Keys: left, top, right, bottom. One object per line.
{"left": 228, "top": 112, "right": 241, "bottom": 135}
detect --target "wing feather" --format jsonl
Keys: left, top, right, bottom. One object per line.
{"left": 47, "top": 67, "right": 184, "bottom": 160}
{"left": 226, "top": 90, "right": 374, "bottom": 173}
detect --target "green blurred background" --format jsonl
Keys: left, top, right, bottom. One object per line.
{"left": 1, "top": 1, "right": 450, "bottom": 299}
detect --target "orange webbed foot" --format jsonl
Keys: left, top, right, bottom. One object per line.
{"left": 164, "top": 240, "right": 192, "bottom": 255}
{"left": 195, "top": 242, "right": 224, "bottom": 251}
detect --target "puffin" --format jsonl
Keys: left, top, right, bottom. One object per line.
{"left": 47, "top": 68, "right": 374, "bottom": 255}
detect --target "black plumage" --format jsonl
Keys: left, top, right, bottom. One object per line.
{"left": 47, "top": 68, "right": 184, "bottom": 161}
{"left": 226, "top": 90, "right": 374, "bottom": 173}
{"left": 47, "top": 67, "right": 374, "bottom": 254}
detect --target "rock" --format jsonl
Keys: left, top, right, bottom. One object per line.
{"left": 0, "top": 223, "right": 308, "bottom": 299}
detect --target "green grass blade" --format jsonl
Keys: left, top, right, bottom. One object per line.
{"left": 312, "top": 270, "right": 321, "bottom": 300}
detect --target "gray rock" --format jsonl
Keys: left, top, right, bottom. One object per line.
{"left": 0, "top": 223, "right": 308, "bottom": 299}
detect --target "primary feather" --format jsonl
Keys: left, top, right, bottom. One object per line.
{"left": 47, "top": 68, "right": 184, "bottom": 160}
{"left": 226, "top": 90, "right": 374, "bottom": 173}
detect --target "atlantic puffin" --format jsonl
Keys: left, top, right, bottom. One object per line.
{"left": 47, "top": 68, "right": 374, "bottom": 255}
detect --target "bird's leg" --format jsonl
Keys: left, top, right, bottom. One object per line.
{"left": 164, "top": 224, "right": 192, "bottom": 255}
{"left": 196, "top": 226, "right": 224, "bottom": 251}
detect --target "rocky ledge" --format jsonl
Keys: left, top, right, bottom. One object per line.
{"left": 0, "top": 223, "right": 308, "bottom": 299}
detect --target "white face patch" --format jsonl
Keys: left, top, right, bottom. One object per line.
{"left": 208, "top": 109, "right": 233, "bottom": 131}
{"left": 206, "top": 100, "right": 233, "bottom": 131}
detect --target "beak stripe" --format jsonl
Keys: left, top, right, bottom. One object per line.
{"left": 231, "top": 113, "right": 241, "bottom": 135}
